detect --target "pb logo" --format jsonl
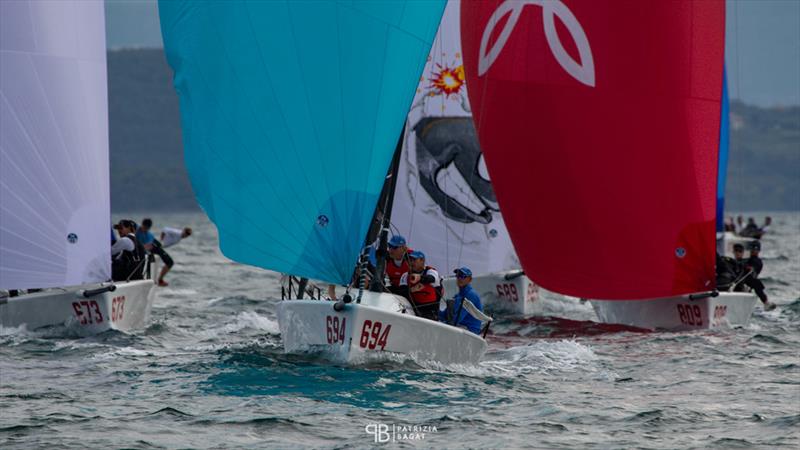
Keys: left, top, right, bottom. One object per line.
{"left": 365, "top": 423, "right": 391, "bottom": 443}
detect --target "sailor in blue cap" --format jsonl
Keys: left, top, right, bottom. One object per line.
{"left": 399, "top": 250, "right": 442, "bottom": 320}
{"left": 381, "top": 234, "right": 412, "bottom": 295}
{"left": 440, "top": 266, "right": 483, "bottom": 334}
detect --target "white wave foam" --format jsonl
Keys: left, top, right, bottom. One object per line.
{"left": 195, "top": 311, "right": 280, "bottom": 342}
{"left": 419, "top": 340, "right": 613, "bottom": 379}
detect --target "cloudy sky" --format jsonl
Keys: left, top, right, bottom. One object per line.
{"left": 105, "top": 0, "right": 800, "bottom": 107}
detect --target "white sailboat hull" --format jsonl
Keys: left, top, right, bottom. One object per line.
{"left": 277, "top": 292, "right": 487, "bottom": 365}
{"left": 443, "top": 270, "right": 542, "bottom": 316}
{"left": 590, "top": 292, "right": 758, "bottom": 331}
{"left": 0, "top": 280, "right": 156, "bottom": 335}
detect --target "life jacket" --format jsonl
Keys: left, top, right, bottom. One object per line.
{"left": 408, "top": 266, "right": 441, "bottom": 305}
{"left": 112, "top": 234, "right": 146, "bottom": 281}
{"left": 384, "top": 248, "right": 412, "bottom": 287}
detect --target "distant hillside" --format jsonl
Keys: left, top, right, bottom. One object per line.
{"left": 728, "top": 101, "right": 800, "bottom": 211}
{"left": 108, "top": 48, "right": 800, "bottom": 212}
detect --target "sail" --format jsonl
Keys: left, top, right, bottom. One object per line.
{"left": 159, "top": 1, "right": 445, "bottom": 284}
{"left": 392, "top": 0, "right": 520, "bottom": 276}
{"left": 0, "top": 0, "right": 111, "bottom": 289}
{"left": 461, "top": 0, "right": 725, "bottom": 299}
{"left": 716, "top": 69, "right": 730, "bottom": 232}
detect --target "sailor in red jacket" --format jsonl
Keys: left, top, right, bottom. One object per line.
{"left": 383, "top": 235, "right": 411, "bottom": 295}
{"left": 399, "top": 251, "right": 442, "bottom": 321}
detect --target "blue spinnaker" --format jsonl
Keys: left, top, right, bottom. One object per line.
{"left": 159, "top": 1, "right": 445, "bottom": 284}
{"left": 716, "top": 68, "right": 730, "bottom": 232}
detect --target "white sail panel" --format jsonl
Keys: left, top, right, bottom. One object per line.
{"left": 0, "top": 0, "right": 111, "bottom": 289}
{"left": 392, "top": 0, "right": 519, "bottom": 276}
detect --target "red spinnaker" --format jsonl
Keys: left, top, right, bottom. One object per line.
{"left": 462, "top": 0, "right": 725, "bottom": 300}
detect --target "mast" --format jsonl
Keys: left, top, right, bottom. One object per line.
{"left": 366, "top": 124, "right": 406, "bottom": 292}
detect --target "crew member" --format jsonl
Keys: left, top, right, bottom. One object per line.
{"left": 744, "top": 241, "right": 774, "bottom": 310}
{"left": 440, "top": 267, "right": 484, "bottom": 334}
{"left": 399, "top": 251, "right": 441, "bottom": 320}
{"left": 383, "top": 235, "right": 411, "bottom": 295}
{"left": 111, "top": 219, "right": 145, "bottom": 281}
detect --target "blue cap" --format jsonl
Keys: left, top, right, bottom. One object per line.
{"left": 454, "top": 267, "right": 472, "bottom": 277}
{"left": 408, "top": 250, "right": 425, "bottom": 260}
{"left": 388, "top": 235, "right": 406, "bottom": 247}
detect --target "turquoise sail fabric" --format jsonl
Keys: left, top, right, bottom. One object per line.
{"left": 159, "top": 1, "right": 445, "bottom": 284}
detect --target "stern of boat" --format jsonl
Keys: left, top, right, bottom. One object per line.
{"left": 590, "top": 292, "right": 758, "bottom": 331}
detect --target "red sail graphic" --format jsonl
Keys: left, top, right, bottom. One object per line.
{"left": 462, "top": 0, "right": 724, "bottom": 300}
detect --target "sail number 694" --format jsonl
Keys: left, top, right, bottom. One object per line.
{"left": 359, "top": 320, "right": 391, "bottom": 351}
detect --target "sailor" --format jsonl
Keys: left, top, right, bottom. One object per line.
{"left": 156, "top": 225, "right": 192, "bottom": 287}
{"left": 440, "top": 267, "right": 484, "bottom": 334}
{"left": 715, "top": 252, "right": 740, "bottom": 291}
{"left": 383, "top": 235, "right": 411, "bottom": 295}
{"left": 735, "top": 215, "right": 744, "bottom": 234}
{"left": 138, "top": 218, "right": 175, "bottom": 287}
{"left": 111, "top": 219, "right": 146, "bottom": 281}
{"left": 724, "top": 216, "right": 736, "bottom": 233}
{"left": 743, "top": 241, "right": 774, "bottom": 310}
{"left": 739, "top": 217, "right": 760, "bottom": 238}
{"left": 398, "top": 251, "right": 441, "bottom": 320}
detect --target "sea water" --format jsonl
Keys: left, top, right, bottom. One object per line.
{"left": 1, "top": 212, "right": 798, "bottom": 449}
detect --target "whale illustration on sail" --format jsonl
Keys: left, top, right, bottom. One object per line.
{"left": 392, "top": 0, "right": 520, "bottom": 278}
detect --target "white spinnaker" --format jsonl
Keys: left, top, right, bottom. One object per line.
{"left": 392, "top": 0, "right": 520, "bottom": 276}
{"left": 0, "top": 0, "right": 111, "bottom": 289}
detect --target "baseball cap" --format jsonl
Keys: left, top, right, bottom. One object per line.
{"left": 113, "top": 219, "right": 136, "bottom": 230}
{"left": 408, "top": 250, "right": 425, "bottom": 260}
{"left": 454, "top": 267, "right": 472, "bottom": 277}
{"left": 749, "top": 241, "right": 761, "bottom": 251}
{"left": 388, "top": 235, "right": 406, "bottom": 248}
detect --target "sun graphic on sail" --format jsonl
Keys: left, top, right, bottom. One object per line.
{"left": 428, "top": 64, "right": 465, "bottom": 97}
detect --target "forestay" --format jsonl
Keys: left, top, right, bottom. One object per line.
{"left": 392, "top": 0, "right": 519, "bottom": 276}
{"left": 159, "top": 1, "right": 445, "bottom": 284}
{"left": 0, "top": 0, "right": 111, "bottom": 289}
{"left": 461, "top": 0, "right": 725, "bottom": 299}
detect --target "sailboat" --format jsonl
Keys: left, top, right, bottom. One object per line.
{"left": 0, "top": 0, "right": 157, "bottom": 334}
{"left": 392, "top": 1, "right": 541, "bottom": 316}
{"left": 159, "top": 0, "right": 489, "bottom": 364}
{"left": 460, "top": 0, "right": 757, "bottom": 330}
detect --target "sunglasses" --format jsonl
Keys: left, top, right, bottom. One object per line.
{"left": 388, "top": 244, "right": 399, "bottom": 249}
{"left": 456, "top": 273, "right": 470, "bottom": 279}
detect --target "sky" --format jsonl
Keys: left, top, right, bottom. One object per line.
{"left": 105, "top": 0, "right": 800, "bottom": 107}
